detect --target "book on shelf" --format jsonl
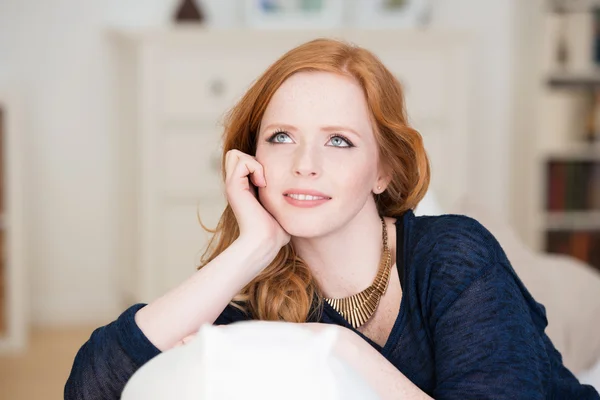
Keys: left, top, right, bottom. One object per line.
{"left": 546, "top": 230, "right": 600, "bottom": 271}
{"left": 546, "top": 159, "right": 600, "bottom": 211}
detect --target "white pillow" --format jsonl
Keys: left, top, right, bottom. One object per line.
{"left": 122, "top": 321, "right": 380, "bottom": 400}
{"left": 577, "top": 357, "right": 600, "bottom": 393}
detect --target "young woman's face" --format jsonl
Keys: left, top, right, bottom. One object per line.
{"left": 255, "top": 71, "right": 385, "bottom": 237}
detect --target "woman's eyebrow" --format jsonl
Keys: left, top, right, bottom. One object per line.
{"left": 261, "top": 123, "right": 298, "bottom": 133}
{"left": 321, "top": 125, "right": 361, "bottom": 137}
{"left": 261, "top": 123, "right": 361, "bottom": 137}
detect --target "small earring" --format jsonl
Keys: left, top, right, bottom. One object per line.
{"left": 377, "top": 186, "right": 381, "bottom": 190}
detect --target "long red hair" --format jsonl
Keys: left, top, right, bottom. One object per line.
{"left": 198, "top": 38, "right": 430, "bottom": 322}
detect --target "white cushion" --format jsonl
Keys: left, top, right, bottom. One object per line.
{"left": 577, "top": 357, "right": 600, "bottom": 393}
{"left": 122, "top": 321, "right": 380, "bottom": 400}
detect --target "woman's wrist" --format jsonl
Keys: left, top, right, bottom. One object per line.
{"left": 231, "top": 237, "right": 280, "bottom": 276}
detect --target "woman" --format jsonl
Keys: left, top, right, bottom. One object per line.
{"left": 65, "top": 38, "right": 599, "bottom": 399}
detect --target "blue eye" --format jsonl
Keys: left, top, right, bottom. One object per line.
{"left": 266, "top": 131, "right": 354, "bottom": 148}
{"left": 327, "top": 135, "right": 354, "bottom": 148}
{"left": 267, "top": 131, "right": 293, "bottom": 144}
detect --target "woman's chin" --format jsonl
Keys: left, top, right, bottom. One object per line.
{"left": 277, "top": 216, "right": 334, "bottom": 239}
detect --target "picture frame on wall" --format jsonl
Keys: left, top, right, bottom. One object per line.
{"left": 352, "top": 0, "right": 432, "bottom": 29}
{"left": 244, "top": 0, "right": 344, "bottom": 29}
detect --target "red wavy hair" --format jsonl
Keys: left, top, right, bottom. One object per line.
{"left": 197, "top": 38, "right": 430, "bottom": 322}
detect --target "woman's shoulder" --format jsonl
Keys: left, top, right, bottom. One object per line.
{"left": 405, "top": 211, "right": 510, "bottom": 288}
{"left": 408, "top": 212, "right": 504, "bottom": 256}
{"left": 403, "top": 212, "right": 527, "bottom": 323}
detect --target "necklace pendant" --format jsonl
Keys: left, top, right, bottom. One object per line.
{"left": 324, "top": 217, "right": 392, "bottom": 329}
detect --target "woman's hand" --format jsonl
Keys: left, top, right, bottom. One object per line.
{"left": 224, "top": 150, "right": 290, "bottom": 251}
{"left": 173, "top": 333, "right": 197, "bottom": 347}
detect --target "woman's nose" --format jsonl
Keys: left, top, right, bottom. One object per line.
{"left": 292, "top": 145, "right": 320, "bottom": 177}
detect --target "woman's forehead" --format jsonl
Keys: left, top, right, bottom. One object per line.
{"left": 273, "top": 71, "right": 362, "bottom": 101}
{"left": 262, "top": 71, "right": 373, "bottom": 132}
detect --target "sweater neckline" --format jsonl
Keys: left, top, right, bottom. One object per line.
{"left": 322, "top": 210, "right": 412, "bottom": 355}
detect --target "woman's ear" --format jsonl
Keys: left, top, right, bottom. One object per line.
{"left": 373, "top": 174, "right": 392, "bottom": 195}
{"left": 373, "top": 160, "right": 392, "bottom": 194}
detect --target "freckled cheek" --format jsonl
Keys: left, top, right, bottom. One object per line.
{"left": 255, "top": 151, "right": 288, "bottom": 204}
{"left": 326, "top": 150, "right": 375, "bottom": 189}
{"left": 338, "top": 166, "right": 375, "bottom": 198}
{"left": 256, "top": 151, "right": 287, "bottom": 182}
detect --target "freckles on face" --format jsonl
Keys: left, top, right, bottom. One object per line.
{"left": 254, "top": 71, "right": 382, "bottom": 232}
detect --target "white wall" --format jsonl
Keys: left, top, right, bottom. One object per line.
{"left": 432, "top": 0, "right": 518, "bottom": 220}
{"left": 511, "top": 0, "right": 546, "bottom": 250}
{"left": 0, "top": 0, "right": 524, "bottom": 326}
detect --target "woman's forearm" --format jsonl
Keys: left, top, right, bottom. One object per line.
{"left": 135, "top": 238, "right": 277, "bottom": 351}
{"left": 337, "top": 329, "right": 433, "bottom": 400}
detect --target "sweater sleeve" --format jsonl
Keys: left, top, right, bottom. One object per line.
{"left": 64, "top": 303, "right": 161, "bottom": 400}
{"left": 431, "top": 262, "right": 599, "bottom": 399}
{"left": 64, "top": 302, "right": 252, "bottom": 399}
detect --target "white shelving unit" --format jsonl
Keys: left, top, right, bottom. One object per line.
{"left": 539, "top": 70, "right": 600, "bottom": 269}
{"left": 546, "top": 210, "right": 600, "bottom": 230}
{"left": 533, "top": 1, "right": 600, "bottom": 265}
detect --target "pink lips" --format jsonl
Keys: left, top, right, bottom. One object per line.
{"left": 283, "top": 189, "right": 331, "bottom": 198}
{"left": 283, "top": 189, "right": 332, "bottom": 208}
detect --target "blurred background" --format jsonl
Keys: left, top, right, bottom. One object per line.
{"left": 1, "top": 0, "right": 600, "bottom": 398}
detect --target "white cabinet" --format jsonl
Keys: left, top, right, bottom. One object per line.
{"left": 0, "top": 86, "right": 27, "bottom": 354}
{"left": 112, "top": 28, "right": 471, "bottom": 304}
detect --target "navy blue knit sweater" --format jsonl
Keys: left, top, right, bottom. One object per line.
{"left": 65, "top": 210, "right": 600, "bottom": 399}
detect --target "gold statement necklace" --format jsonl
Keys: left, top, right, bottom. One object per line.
{"left": 324, "top": 216, "right": 393, "bottom": 329}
